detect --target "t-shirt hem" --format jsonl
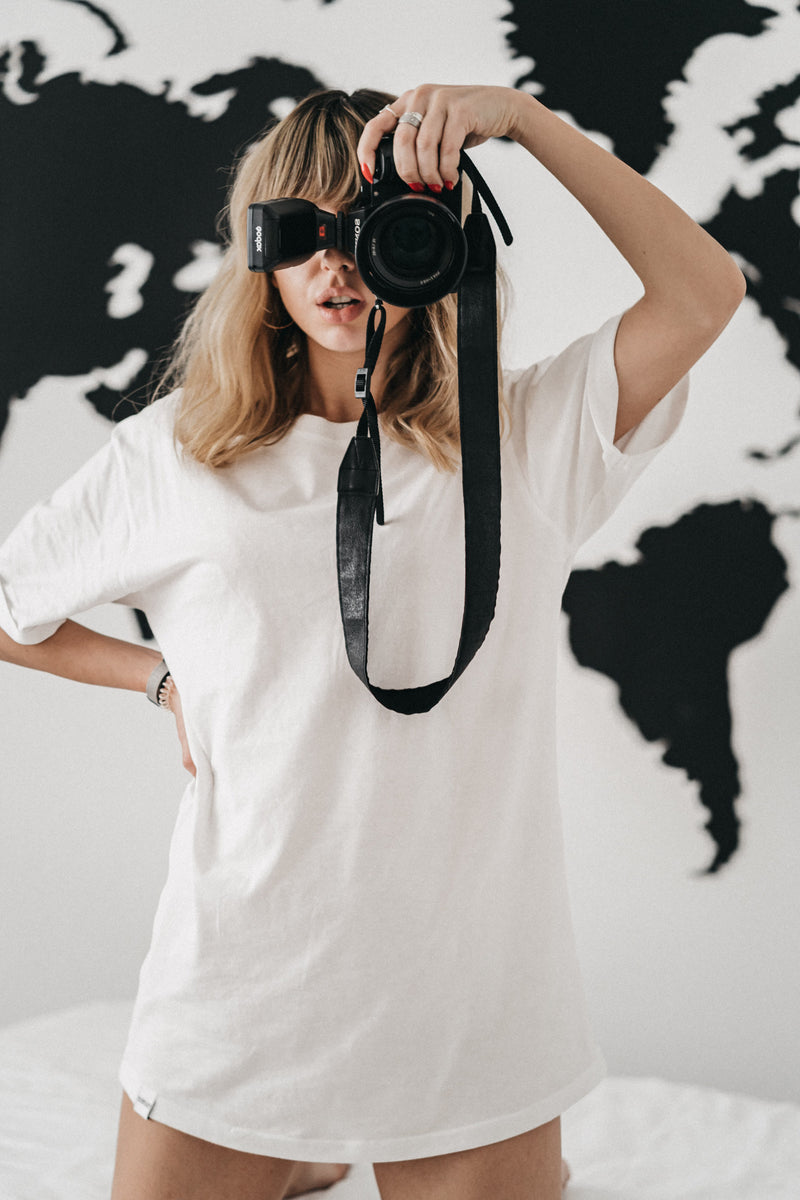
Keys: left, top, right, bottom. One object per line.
{"left": 119, "top": 1052, "right": 606, "bottom": 1163}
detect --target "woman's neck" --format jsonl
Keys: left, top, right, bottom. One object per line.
{"left": 303, "top": 308, "right": 412, "bottom": 422}
{"left": 305, "top": 345, "right": 388, "bottom": 423}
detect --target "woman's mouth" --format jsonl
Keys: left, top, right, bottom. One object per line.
{"left": 317, "top": 297, "right": 367, "bottom": 323}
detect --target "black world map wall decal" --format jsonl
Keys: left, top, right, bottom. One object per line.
{"left": 0, "top": 38, "right": 326, "bottom": 434}
{"left": 2, "top": 0, "right": 798, "bottom": 873}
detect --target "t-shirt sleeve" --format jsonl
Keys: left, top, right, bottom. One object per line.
{"left": 0, "top": 400, "right": 178, "bottom": 645}
{"left": 504, "top": 312, "right": 688, "bottom": 552}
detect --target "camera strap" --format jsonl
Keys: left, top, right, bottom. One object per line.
{"left": 335, "top": 185, "right": 503, "bottom": 715}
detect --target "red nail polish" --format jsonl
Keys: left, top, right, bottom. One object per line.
{"left": 429, "top": 183, "right": 442, "bottom": 193}
{"left": 408, "top": 181, "right": 425, "bottom": 192}
{"left": 361, "top": 162, "right": 373, "bottom": 184}
{"left": 444, "top": 181, "right": 455, "bottom": 191}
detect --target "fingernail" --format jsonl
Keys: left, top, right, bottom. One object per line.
{"left": 361, "top": 161, "right": 373, "bottom": 184}
{"left": 444, "top": 180, "right": 455, "bottom": 191}
{"left": 408, "top": 181, "right": 425, "bottom": 193}
{"left": 429, "top": 183, "right": 442, "bottom": 193}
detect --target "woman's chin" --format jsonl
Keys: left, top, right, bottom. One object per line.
{"left": 310, "top": 319, "right": 371, "bottom": 356}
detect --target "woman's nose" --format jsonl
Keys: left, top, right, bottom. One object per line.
{"left": 321, "top": 246, "right": 355, "bottom": 271}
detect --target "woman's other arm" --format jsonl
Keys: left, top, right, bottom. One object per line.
{"left": 0, "top": 620, "right": 196, "bottom": 775}
{"left": 0, "top": 618, "right": 161, "bottom": 691}
{"left": 358, "top": 85, "right": 746, "bottom": 440}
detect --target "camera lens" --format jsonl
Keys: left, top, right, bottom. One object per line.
{"left": 381, "top": 213, "right": 448, "bottom": 279}
{"left": 356, "top": 196, "right": 467, "bottom": 307}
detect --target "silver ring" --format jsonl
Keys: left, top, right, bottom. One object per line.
{"left": 397, "top": 110, "right": 424, "bottom": 129}
{"left": 381, "top": 104, "right": 399, "bottom": 118}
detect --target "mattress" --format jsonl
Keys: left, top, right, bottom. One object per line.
{"left": 1, "top": 1001, "right": 797, "bottom": 1199}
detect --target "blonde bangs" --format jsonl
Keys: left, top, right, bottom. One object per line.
{"left": 154, "top": 88, "right": 505, "bottom": 473}
{"left": 262, "top": 102, "right": 366, "bottom": 212}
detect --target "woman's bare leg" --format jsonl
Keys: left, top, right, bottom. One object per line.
{"left": 110, "top": 1091, "right": 347, "bottom": 1200}
{"left": 373, "top": 1117, "right": 563, "bottom": 1200}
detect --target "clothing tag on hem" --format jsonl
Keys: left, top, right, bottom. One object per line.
{"left": 133, "top": 1089, "right": 157, "bottom": 1119}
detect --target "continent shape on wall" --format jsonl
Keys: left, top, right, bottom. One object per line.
{"left": 705, "top": 71, "right": 800, "bottom": 459}
{"left": 562, "top": 501, "right": 790, "bottom": 873}
{"left": 504, "top": 0, "right": 776, "bottom": 174}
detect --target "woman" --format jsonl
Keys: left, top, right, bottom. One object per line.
{"left": 0, "top": 85, "right": 744, "bottom": 1199}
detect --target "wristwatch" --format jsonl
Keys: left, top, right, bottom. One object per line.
{"left": 146, "top": 658, "right": 173, "bottom": 709}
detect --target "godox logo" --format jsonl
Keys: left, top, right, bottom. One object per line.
{"left": 255, "top": 225, "right": 263, "bottom": 253}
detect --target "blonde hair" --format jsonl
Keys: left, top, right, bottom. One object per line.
{"left": 155, "top": 88, "right": 506, "bottom": 472}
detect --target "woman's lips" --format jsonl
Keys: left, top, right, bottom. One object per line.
{"left": 316, "top": 299, "right": 367, "bottom": 324}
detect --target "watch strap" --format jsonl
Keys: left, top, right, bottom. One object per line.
{"left": 146, "top": 658, "right": 171, "bottom": 706}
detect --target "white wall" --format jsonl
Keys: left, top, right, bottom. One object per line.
{"left": 1, "top": 0, "right": 798, "bottom": 1107}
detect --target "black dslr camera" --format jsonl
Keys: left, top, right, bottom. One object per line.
{"left": 247, "top": 134, "right": 467, "bottom": 307}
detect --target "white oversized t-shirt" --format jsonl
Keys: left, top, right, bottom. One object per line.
{"left": 0, "top": 314, "right": 687, "bottom": 1162}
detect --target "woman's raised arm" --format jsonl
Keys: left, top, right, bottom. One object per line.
{"left": 358, "top": 84, "right": 746, "bottom": 440}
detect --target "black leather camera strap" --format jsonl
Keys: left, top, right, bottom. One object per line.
{"left": 336, "top": 196, "right": 502, "bottom": 715}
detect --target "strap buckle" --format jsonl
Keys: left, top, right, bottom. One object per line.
{"left": 355, "top": 367, "right": 370, "bottom": 401}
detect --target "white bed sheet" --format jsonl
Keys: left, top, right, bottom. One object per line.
{"left": 0, "top": 1002, "right": 797, "bottom": 1199}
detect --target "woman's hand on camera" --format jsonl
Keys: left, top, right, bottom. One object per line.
{"left": 357, "top": 84, "right": 522, "bottom": 193}
{"left": 164, "top": 681, "right": 197, "bottom": 777}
